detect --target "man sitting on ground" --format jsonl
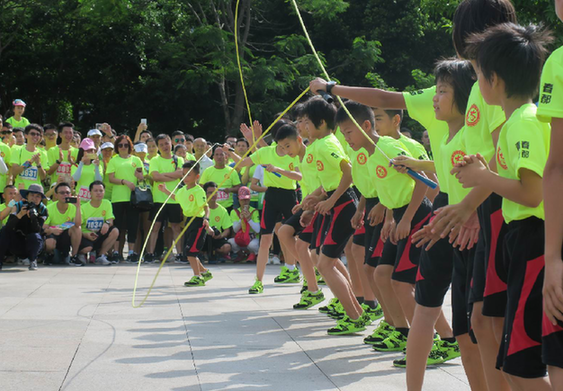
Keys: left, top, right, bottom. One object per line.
{"left": 228, "top": 186, "right": 260, "bottom": 263}
{"left": 203, "top": 181, "right": 232, "bottom": 263}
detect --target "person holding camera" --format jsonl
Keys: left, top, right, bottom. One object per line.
{"left": 0, "top": 184, "right": 48, "bottom": 271}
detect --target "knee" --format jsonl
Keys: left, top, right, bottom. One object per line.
{"left": 278, "top": 225, "right": 293, "bottom": 241}
{"left": 109, "top": 227, "right": 119, "bottom": 239}
{"left": 470, "top": 307, "right": 488, "bottom": 334}
{"left": 374, "top": 266, "right": 391, "bottom": 284}
{"left": 220, "top": 243, "right": 231, "bottom": 254}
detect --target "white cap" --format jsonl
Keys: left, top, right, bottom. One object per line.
{"left": 101, "top": 142, "right": 114, "bottom": 150}
{"left": 134, "top": 143, "right": 148, "bottom": 153}
{"left": 87, "top": 129, "right": 103, "bottom": 137}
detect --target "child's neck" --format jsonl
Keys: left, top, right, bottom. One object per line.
{"left": 208, "top": 201, "right": 218, "bottom": 208}
{"left": 364, "top": 131, "right": 380, "bottom": 155}
{"left": 185, "top": 182, "right": 197, "bottom": 189}
{"left": 389, "top": 127, "right": 402, "bottom": 140}
{"left": 501, "top": 96, "right": 532, "bottom": 120}
{"left": 13, "top": 114, "right": 22, "bottom": 121}
{"left": 90, "top": 199, "right": 102, "bottom": 207}
{"left": 298, "top": 142, "right": 307, "bottom": 161}
{"left": 446, "top": 115, "right": 465, "bottom": 142}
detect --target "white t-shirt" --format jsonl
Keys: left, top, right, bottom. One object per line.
{"left": 252, "top": 164, "right": 266, "bottom": 207}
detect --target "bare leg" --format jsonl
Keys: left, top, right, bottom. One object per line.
{"left": 147, "top": 221, "right": 162, "bottom": 254}
{"left": 347, "top": 242, "right": 364, "bottom": 298}
{"left": 256, "top": 234, "right": 273, "bottom": 281}
{"left": 69, "top": 226, "right": 81, "bottom": 256}
{"left": 171, "top": 223, "right": 183, "bottom": 255}
{"left": 99, "top": 228, "right": 119, "bottom": 256}
{"left": 457, "top": 334, "right": 488, "bottom": 391}
{"left": 296, "top": 239, "right": 318, "bottom": 292}
{"left": 364, "top": 264, "right": 388, "bottom": 320}
{"left": 392, "top": 280, "right": 416, "bottom": 325}
{"left": 275, "top": 223, "right": 295, "bottom": 266}
{"left": 375, "top": 265, "right": 408, "bottom": 328}
{"left": 548, "top": 366, "right": 563, "bottom": 391}
{"left": 187, "top": 256, "right": 203, "bottom": 276}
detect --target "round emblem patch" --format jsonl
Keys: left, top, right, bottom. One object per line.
{"left": 357, "top": 153, "right": 367, "bottom": 165}
{"left": 215, "top": 216, "right": 221, "bottom": 222}
{"left": 497, "top": 147, "right": 507, "bottom": 170}
{"left": 376, "top": 165, "right": 387, "bottom": 178}
{"left": 306, "top": 154, "right": 313, "bottom": 164}
{"left": 451, "top": 150, "right": 467, "bottom": 167}
{"left": 102, "top": 210, "right": 106, "bottom": 216}
{"left": 466, "top": 104, "right": 480, "bottom": 127}
{"left": 189, "top": 194, "right": 194, "bottom": 202}
{"left": 316, "top": 160, "right": 324, "bottom": 171}
{"left": 289, "top": 163, "right": 294, "bottom": 170}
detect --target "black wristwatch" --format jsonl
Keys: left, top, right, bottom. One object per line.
{"left": 55, "top": 160, "right": 61, "bottom": 165}
{"left": 204, "top": 217, "right": 209, "bottom": 221}
{"left": 326, "top": 81, "right": 337, "bottom": 94}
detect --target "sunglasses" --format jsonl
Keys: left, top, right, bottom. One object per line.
{"left": 45, "top": 132, "right": 57, "bottom": 137}
{"left": 28, "top": 132, "right": 41, "bottom": 137}
{"left": 175, "top": 138, "right": 185, "bottom": 143}
{"left": 118, "top": 143, "right": 129, "bottom": 148}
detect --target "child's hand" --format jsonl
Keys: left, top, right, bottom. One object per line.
{"left": 543, "top": 260, "right": 563, "bottom": 326}
{"left": 309, "top": 77, "right": 329, "bottom": 94}
{"left": 451, "top": 153, "right": 489, "bottom": 188}
{"left": 392, "top": 156, "right": 419, "bottom": 173}
{"left": 158, "top": 183, "right": 167, "bottom": 193}
{"left": 368, "top": 203, "right": 385, "bottom": 226}
{"left": 263, "top": 164, "right": 277, "bottom": 173}
{"left": 411, "top": 225, "right": 435, "bottom": 248}
{"left": 203, "top": 219, "right": 209, "bottom": 231}
{"left": 300, "top": 210, "right": 314, "bottom": 228}
{"left": 394, "top": 219, "right": 411, "bottom": 243}
{"left": 315, "top": 198, "right": 334, "bottom": 216}
{"left": 291, "top": 203, "right": 302, "bottom": 214}
{"left": 381, "top": 219, "right": 395, "bottom": 243}
{"left": 351, "top": 210, "right": 364, "bottom": 230}
{"left": 452, "top": 211, "right": 480, "bottom": 250}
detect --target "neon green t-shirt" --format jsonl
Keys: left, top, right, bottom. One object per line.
{"left": 209, "top": 204, "right": 233, "bottom": 231}
{"left": 249, "top": 145, "right": 299, "bottom": 190}
{"left": 350, "top": 147, "right": 378, "bottom": 199}
{"left": 496, "top": 104, "right": 550, "bottom": 223}
{"left": 335, "top": 127, "right": 352, "bottom": 158}
{"left": 81, "top": 199, "right": 115, "bottom": 233}
{"left": 106, "top": 155, "right": 144, "bottom": 203}
{"left": 230, "top": 206, "right": 260, "bottom": 233}
{"left": 47, "top": 145, "right": 79, "bottom": 184}
{"left": 399, "top": 134, "right": 428, "bottom": 161}
{"left": 403, "top": 87, "right": 448, "bottom": 192}
{"left": 72, "top": 163, "right": 102, "bottom": 202}
{"left": 367, "top": 136, "right": 415, "bottom": 209}
{"left": 537, "top": 46, "right": 563, "bottom": 123}
{"left": 0, "top": 143, "right": 12, "bottom": 193}
{"left": 300, "top": 140, "right": 322, "bottom": 198}
{"left": 0, "top": 203, "right": 10, "bottom": 226}
{"left": 101, "top": 159, "right": 113, "bottom": 201}
{"left": 176, "top": 185, "right": 207, "bottom": 218}
{"left": 312, "top": 134, "right": 349, "bottom": 193}
{"left": 149, "top": 155, "right": 185, "bottom": 204}
{"left": 462, "top": 82, "right": 506, "bottom": 162}
{"left": 6, "top": 117, "right": 30, "bottom": 128}
{"left": 199, "top": 165, "right": 241, "bottom": 209}
{"left": 10, "top": 146, "right": 49, "bottom": 189}
{"left": 439, "top": 128, "right": 471, "bottom": 205}
{"left": 45, "top": 201, "right": 76, "bottom": 227}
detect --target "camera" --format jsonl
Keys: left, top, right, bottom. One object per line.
{"left": 21, "top": 201, "right": 39, "bottom": 217}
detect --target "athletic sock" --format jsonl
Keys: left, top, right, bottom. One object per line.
{"left": 356, "top": 296, "right": 364, "bottom": 304}
{"left": 365, "top": 300, "right": 376, "bottom": 309}
{"left": 396, "top": 327, "right": 409, "bottom": 337}
{"left": 286, "top": 264, "right": 296, "bottom": 271}
{"left": 442, "top": 337, "right": 456, "bottom": 343}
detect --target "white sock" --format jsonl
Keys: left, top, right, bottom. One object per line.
{"left": 286, "top": 264, "right": 296, "bottom": 271}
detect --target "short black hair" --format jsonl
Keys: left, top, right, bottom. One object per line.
{"left": 225, "top": 135, "right": 237, "bottom": 142}
{"left": 57, "top": 122, "right": 74, "bottom": 132}
{"left": 43, "top": 123, "right": 57, "bottom": 132}
{"left": 203, "top": 181, "right": 218, "bottom": 192}
{"left": 452, "top": 0, "right": 517, "bottom": 59}
{"left": 185, "top": 133, "right": 194, "bottom": 142}
{"left": 89, "top": 180, "right": 105, "bottom": 191}
{"left": 174, "top": 143, "right": 187, "bottom": 153}
{"left": 434, "top": 59, "right": 475, "bottom": 114}
{"left": 236, "top": 138, "right": 249, "bottom": 148}
{"left": 335, "top": 101, "right": 375, "bottom": 130}
{"left": 12, "top": 127, "right": 23, "bottom": 134}
{"left": 182, "top": 160, "right": 200, "bottom": 174}
{"left": 140, "top": 129, "right": 153, "bottom": 137}
{"left": 3, "top": 123, "right": 13, "bottom": 130}
{"left": 4, "top": 184, "right": 16, "bottom": 191}
{"left": 270, "top": 119, "right": 290, "bottom": 140}
{"left": 292, "top": 103, "right": 305, "bottom": 119}
{"left": 54, "top": 182, "right": 72, "bottom": 194}
{"left": 25, "top": 124, "right": 44, "bottom": 135}
{"left": 274, "top": 123, "right": 300, "bottom": 142}
{"left": 383, "top": 109, "right": 403, "bottom": 123}
{"left": 302, "top": 96, "right": 336, "bottom": 130}
{"left": 171, "top": 130, "right": 184, "bottom": 138}
{"left": 466, "top": 23, "right": 552, "bottom": 99}
{"left": 155, "top": 133, "right": 170, "bottom": 145}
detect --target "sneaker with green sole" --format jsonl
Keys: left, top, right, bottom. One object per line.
{"left": 363, "top": 320, "right": 395, "bottom": 345}
{"left": 249, "top": 279, "right": 264, "bottom": 294}
{"left": 318, "top": 298, "right": 339, "bottom": 314}
{"left": 293, "top": 289, "right": 325, "bottom": 310}
{"left": 300, "top": 285, "right": 308, "bottom": 294}
{"left": 361, "top": 303, "right": 384, "bottom": 323}
{"left": 184, "top": 275, "right": 205, "bottom": 287}
{"left": 327, "top": 302, "right": 345, "bottom": 319}
{"left": 392, "top": 343, "right": 446, "bottom": 368}
{"left": 315, "top": 268, "right": 326, "bottom": 285}
{"left": 201, "top": 270, "right": 213, "bottom": 282}
{"left": 372, "top": 330, "right": 408, "bottom": 352}
{"left": 327, "top": 315, "right": 366, "bottom": 335}
{"left": 274, "top": 266, "right": 301, "bottom": 283}
{"left": 436, "top": 339, "right": 461, "bottom": 362}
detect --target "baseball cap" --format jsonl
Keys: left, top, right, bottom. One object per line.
{"left": 134, "top": 143, "right": 148, "bottom": 153}
{"left": 238, "top": 186, "right": 251, "bottom": 200}
{"left": 101, "top": 142, "right": 114, "bottom": 150}
{"left": 13, "top": 99, "right": 26, "bottom": 107}
{"left": 79, "top": 138, "right": 96, "bottom": 151}
{"left": 87, "top": 129, "right": 102, "bottom": 137}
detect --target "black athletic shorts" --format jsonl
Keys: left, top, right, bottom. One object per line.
{"left": 298, "top": 211, "right": 317, "bottom": 244}
{"left": 47, "top": 230, "right": 72, "bottom": 254}
{"left": 80, "top": 226, "right": 118, "bottom": 252}
{"left": 415, "top": 192, "right": 454, "bottom": 308}
{"left": 364, "top": 197, "right": 384, "bottom": 268}
{"left": 204, "top": 236, "right": 230, "bottom": 251}
{"left": 184, "top": 217, "right": 208, "bottom": 256}
{"left": 260, "top": 187, "right": 297, "bottom": 235}
{"left": 310, "top": 211, "right": 327, "bottom": 252}
{"left": 452, "top": 247, "right": 475, "bottom": 338}
{"left": 149, "top": 203, "right": 184, "bottom": 224}
{"left": 497, "top": 217, "right": 546, "bottom": 378}
{"left": 543, "top": 249, "right": 563, "bottom": 370}
{"left": 284, "top": 208, "right": 305, "bottom": 235}
{"left": 380, "top": 197, "right": 432, "bottom": 284}
{"left": 320, "top": 188, "right": 357, "bottom": 259}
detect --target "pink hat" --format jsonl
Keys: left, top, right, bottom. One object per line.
{"left": 79, "top": 138, "right": 96, "bottom": 151}
{"left": 13, "top": 99, "right": 26, "bottom": 107}
{"left": 238, "top": 186, "right": 251, "bottom": 200}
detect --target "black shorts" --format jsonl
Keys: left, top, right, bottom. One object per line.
{"left": 352, "top": 224, "right": 366, "bottom": 246}
{"left": 415, "top": 192, "right": 454, "bottom": 308}
{"left": 320, "top": 188, "right": 357, "bottom": 259}
{"left": 184, "top": 217, "right": 207, "bottom": 256}
{"left": 452, "top": 247, "right": 475, "bottom": 338}
{"left": 497, "top": 217, "right": 546, "bottom": 378}
{"left": 80, "top": 226, "right": 118, "bottom": 252}
{"left": 47, "top": 230, "right": 72, "bottom": 254}
{"left": 284, "top": 209, "right": 305, "bottom": 235}
{"left": 260, "top": 187, "right": 297, "bottom": 235}
{"left": 543, "top": 284, "right": 563, "bottom": 369}
{"left": 298, "top": 211, "right": 317, "bottom": 244}
{"left": 481, "top": 194, "right": 508, "bottom": 317}
{"left": 204, "top": 236, "right": 230, "bottom": 251}
{"left": 149, "top": 203, "right": 184, "bottom": 224}
{"left": 380, "top": 198, "right": 432, "bottom": 284}
{"left": 310, "top": 211, "right": 327, "bottom": 252}
{"left": 364, "top": 197, "right": 384, "bottom": 268}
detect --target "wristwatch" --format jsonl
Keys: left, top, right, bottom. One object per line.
{"left": 55, "top": 160, "right": 61, "bottom": 165}
{"left": 326, "top": 81, "right": 337, "bottom": 94}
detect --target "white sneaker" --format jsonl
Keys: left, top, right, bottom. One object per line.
{"left": 95, "top": 255, "right": 111, "bottom": 265}
{"left": 21, "top": 258, "right": 30, "bottom": 266}
{"left": 271, "top": 255, "right": 281, "bottom": 265}
{"left": 340, "top": 255, "right": 347, "bottom": 266}
{"left": 77, "top": 254, "right": 88, "bottom": 266}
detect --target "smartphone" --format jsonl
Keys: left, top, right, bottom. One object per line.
{"left": 65, "top": 197, "right": 78, "bottom": 204}
{"left": 140, "top": 118, "right": 147, "bottom": 125}
{"left": 95, "top": 123, "right": 103, "bottom": 130}
{"left": 87, "top": 153, "right": 97, "bottom": 160}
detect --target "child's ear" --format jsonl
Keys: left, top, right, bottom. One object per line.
{"left": 362, "top": 120, "right": 372, "bottom": 132}
{"left": 393, "top": 115, "right": 401, "bottom": 128}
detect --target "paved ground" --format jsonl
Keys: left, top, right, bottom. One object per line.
{"left": 0, "top": 262, "right": 470, "bottom": 391}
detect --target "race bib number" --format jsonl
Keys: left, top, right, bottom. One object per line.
{"left": 217, "top": 189, "right": 229, "bottom": 201}
{"left": 86, "top": 217, "right": 104, "bottom": 232}
{"left": 56, "top": 162, "right": 72, "bottom": 175}
{"left": 78, "top": 187, "right": 92, "bottom": 201}
{"left": 21, "top": 166, "right": 38, "bottom": 181}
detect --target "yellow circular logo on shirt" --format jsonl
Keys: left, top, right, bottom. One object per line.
{"left": 357, "top": 153, "right": 367, "bottom": 165}
{"left": 132, "top": 162, "right": 137, "bottom": 167}
{"left": 215, "top": 216, "right": 220, "bottom": 222}
{"left": 306, "top": 154, "right": 313, "bottom": 163}
{"left": 0, "top": 152, "right": 4, "bottom": 158}
{"left": 376, "top": 165, "right": 387, "bottom": 178}
{"left": 466, "top": 104, "right": 480, "bottom": 127}
{"left": 451, "top": 150, "right": 466, "bottom": 167}
{"left": 102, "top": 210, "right": 106, "bottom": 216}
{"left": 497, "top": 147, "right": 508, "bottom": 170}
{"left": 189, "top": 194, "right": 194, "bottom": 202}
{"left": 316, "top": 160, "right": 324, "bottom": 171}
{"left": 289, "top": 163, "right": 294, "bottom": 170}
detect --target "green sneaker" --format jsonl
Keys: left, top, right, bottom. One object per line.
{"left": 293, "top": 289, "right": 325, "bottom": 310}
{"left": 363, "top": 320, "right": 395, "bottom": 345}
{"left": 274, "top": 266, "right": 301, "bottom": 283}
{"left": 361, "top": 303, "right": 384, "bottom": 323}
{"left": 327, "top": 301, "right": 345, "bottom": 319}
{"left": 436, "top": 339, "right": 461, "bottom": 362}
{"left": 184, "top": 275, "right": 205, "bottom": 287}
{"left": 327, "top": 315, "right": 366, "bottom": 335}
{"left": 392, "top": 343, "right": 446, "bottom": 368}
{"left": 318, "top": 298, "right": 339, "bottom": 314}
{"left": 300, "top": 284, "right": 308, "bottom": 294}
{"left": 315, "top": 268, "right": 326, "bottom": 285}
{"left": 372, "top": 330, "right": 408, "bottom": 352}
{"left": 201, "top": 270, "right": 213, "bottom": 282}
{"left": 249, "top": 279, "right": 264, "bottom": 294}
